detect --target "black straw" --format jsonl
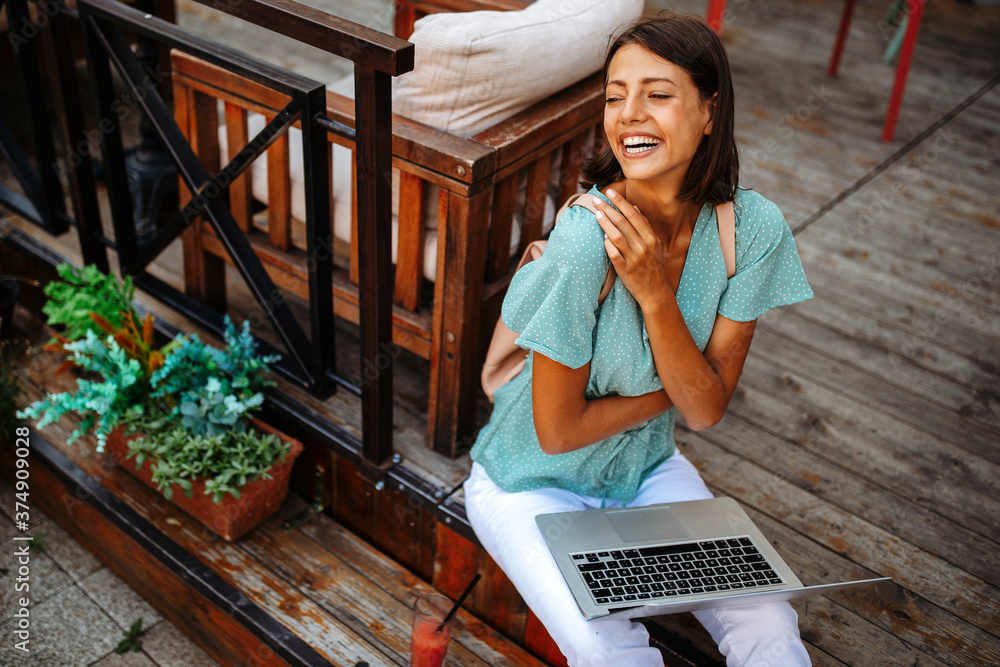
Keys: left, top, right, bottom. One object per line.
{"left": 436, "top": 574, "right": 481, "bottom": 633}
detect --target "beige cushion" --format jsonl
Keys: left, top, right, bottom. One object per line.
{"left": 392, "top": 0, "right": 644, "bottom": 137}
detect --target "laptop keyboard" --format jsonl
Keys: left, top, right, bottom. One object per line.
{"left": 571, "top": 537, "right": 784, "bottom": 606}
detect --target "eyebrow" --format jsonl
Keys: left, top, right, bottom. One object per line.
{"left": 606, "top": 77, "right": 677, "bottom": 88}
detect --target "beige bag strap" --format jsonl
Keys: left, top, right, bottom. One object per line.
{"left": 717, "top": 200, "right": 736, "bottom": 279}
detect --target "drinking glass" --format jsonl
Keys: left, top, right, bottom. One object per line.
{"left": 410, "top": 593, "right": 454, "bottom": 667}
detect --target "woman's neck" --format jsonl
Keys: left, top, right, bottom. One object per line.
{"left": 622, "top": 179, "right": 701, "bottom": 249}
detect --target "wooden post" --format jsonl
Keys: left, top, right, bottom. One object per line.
{"left": 428, "top": 188, "right": 491, "bottom": 456}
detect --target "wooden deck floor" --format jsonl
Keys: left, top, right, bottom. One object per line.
{"left": 3, "top": 0, "right": 999, "bottom": 665}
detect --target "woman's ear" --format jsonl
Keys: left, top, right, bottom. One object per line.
{"left": 704, "top": 92, "right": 718, "bottom": 136}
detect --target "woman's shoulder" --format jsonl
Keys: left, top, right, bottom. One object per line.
{"left": 544, "top": 187, "right": 611, "bottom": 263}
{"left": 733, "top": 188, "right": 786, "bottom": 227}
{"left": 731, "top": 188, "right": 792, "bottom": 244}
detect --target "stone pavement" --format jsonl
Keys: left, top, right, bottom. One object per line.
{"left": 0, "top": 478, "right": 221, "bottom": 667}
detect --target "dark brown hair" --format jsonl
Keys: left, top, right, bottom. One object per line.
{"left": 581, "top": 12, "right": 739, "bottom": 206}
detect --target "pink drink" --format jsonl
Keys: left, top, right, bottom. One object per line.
{"left": 410, "top": 594, "right": 454, "bottom": 667}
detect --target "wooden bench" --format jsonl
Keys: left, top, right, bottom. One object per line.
{"left": 173, "top": 1, "right": 604, "bottom": 455}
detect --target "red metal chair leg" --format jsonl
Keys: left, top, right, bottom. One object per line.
{"left": 707, "top": 0, "right": 727, "bottom": 34}
{"left": 828, "top": 0, "right": 858, "bottom": 78}
{"left": 882, "top": 0, "right": 926, "bottom": 142}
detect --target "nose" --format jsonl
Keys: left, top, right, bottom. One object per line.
{"left": 621, "top": 93, "right": 646, "bottom": 123}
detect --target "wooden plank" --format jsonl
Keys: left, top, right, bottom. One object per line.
{"left": 349, "top": 151, "right": 360, "bottom": 285}
{"left": 394, "top": 170, "right": 425, "bottom": 311}
{"left": 187, "top": 87, "right": 227, "bottom": 311}
{"left": 334, "top": 460, "right": 375, "bottom": 542}
{"left": 372, "top": 481, "right": 437, "bottom": 582}
{"left": 224, "top": 101, "right": 254, "bottom": 233}
{"left": 171, "top": 51, "right": 290, "bottom": 117}
{"left": 746, "top": 323, "right": 1000, "bottom": 470}
{"left": 266, "top": 115, "right": 292, "bottom": 251}
{"left": 472, "top": 73, "right": 603, "bottom": 167}
{"left": 523, "top": 611, "right": 567, "bottom": 667}
{"left": 486, "top": 173, "right": 517, "bottom": 282}
{"left": 796, "top": 243, "right": 1000, "bottom": 341}
{"left": 174, "top": 78, "right": 203, "bottom": 302}
{"left": 473, "top": 545, "right": 529, "bottom": 644}
{"left": 434, "top": 522, "right": 480, "bottom": 604}
{"left": 427, "top": 189, "right": 491, "bottom": 455}
{"left": 557, "top": 132, "right": 586, "bottom": 206}
{"left": 757, "top": 310, "right": 999, "bottom": 430}
{"left": 798, "top": 259, "right": 1000, "bottom": 368}
{"left": 786, "top": 298, "right": 1000, "bottom": 408}
{"left": 799, "top": 222, "right": 1000, "bottom": 318}
{"left": 519, "top": 152, "right": 551, "bottom": 254}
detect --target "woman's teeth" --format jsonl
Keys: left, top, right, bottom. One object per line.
{"left": 623, "top": 137, "right": 661, "bottom": 154}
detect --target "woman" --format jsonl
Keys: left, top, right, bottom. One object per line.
{"left": 465, "top": 12, "right": 814, "bottom": 667}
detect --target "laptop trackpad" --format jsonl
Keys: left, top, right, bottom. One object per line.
{"left": 607, "top": 507, "right": 691, "bottom": 544}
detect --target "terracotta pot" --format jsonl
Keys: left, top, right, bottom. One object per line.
{"left": 105, "top": 417, "right": 303, "bottom": 542}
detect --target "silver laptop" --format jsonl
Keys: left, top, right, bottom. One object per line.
{"left": 536, "top": 497, "right": 888, "bottom": 620}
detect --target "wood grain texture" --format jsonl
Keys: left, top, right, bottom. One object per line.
{"left": 224, "top": 102, "right": 254, "bottom": 233}
{"left": 394, "top": 170, "right": 425, "bottom": 311}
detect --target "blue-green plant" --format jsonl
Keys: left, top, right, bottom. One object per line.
{"left": 150, "top": 316, "right": 279, "bottom": 435}
{"left": 177, "top": 377, "right": 265, "bottom": 436}
{"left": 17, "top": 332, "right": 155, "bottom": 452}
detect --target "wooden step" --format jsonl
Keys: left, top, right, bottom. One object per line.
{"left": 7, "top": 391, "right": 545, "bottom": 666}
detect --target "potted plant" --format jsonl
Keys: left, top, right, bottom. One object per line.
{"left": 18, "top": 264, "right": 303, "bottom": 541}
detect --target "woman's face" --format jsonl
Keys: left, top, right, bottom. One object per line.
{"left": 604, "top": 44, "right": 714, "bottom": 187}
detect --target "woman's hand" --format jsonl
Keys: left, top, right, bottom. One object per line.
{"left": 592, "top": 188, "right": 671, "bottom": 307}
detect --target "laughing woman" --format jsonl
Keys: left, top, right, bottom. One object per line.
{"left": 464, "top": 12, "right": 814, "bottom": 667}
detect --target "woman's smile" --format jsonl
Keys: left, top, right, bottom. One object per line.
{"left": 620, "top": 133, "right": 663, "bottom": 157}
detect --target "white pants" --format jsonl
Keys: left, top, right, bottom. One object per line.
{"left": 464, "top": 454, "right": 811, "bottom": 667}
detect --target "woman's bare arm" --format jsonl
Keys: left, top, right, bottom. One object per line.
{"left": 531, "top": 353, "right": 673, "bottom": 455}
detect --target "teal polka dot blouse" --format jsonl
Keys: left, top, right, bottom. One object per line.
{"left": 470, "top": 186, "right": 813, "bottom": 503}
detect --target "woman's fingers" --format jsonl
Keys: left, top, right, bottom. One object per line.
{"left": 592, "top": 195, "right": 638, "bottom": 253}
{"left": 605, "top": 188, "right": 653, "bottom": 237}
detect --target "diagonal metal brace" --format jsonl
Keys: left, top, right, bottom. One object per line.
{"left": 127, "top": 102, "right": 301, "bottom": 272}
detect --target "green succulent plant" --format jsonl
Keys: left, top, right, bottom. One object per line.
{"left": 127, "top": 422, "right": 290, "bottom": 503}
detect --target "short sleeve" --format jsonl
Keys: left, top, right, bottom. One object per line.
{"left": 718, "top": 191, "right": 814, "bottom": 322}
{"left": 501, "top": 204, "right": 611, "bottom": 369}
